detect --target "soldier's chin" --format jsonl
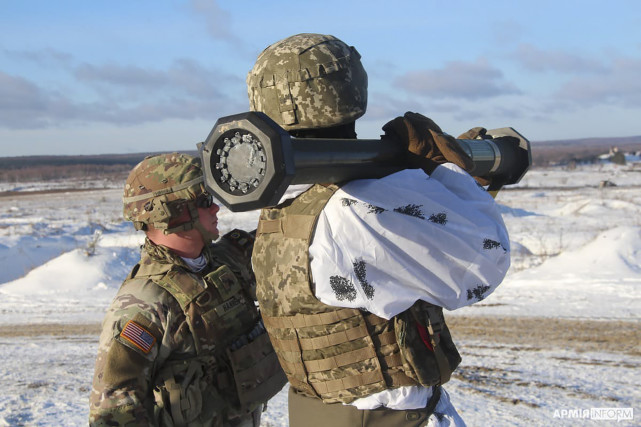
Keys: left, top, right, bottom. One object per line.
{"left": 205, "top": 230, "right": 220, "bottom": 243}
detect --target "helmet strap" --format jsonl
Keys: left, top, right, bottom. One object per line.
{"left": 188, "top": 202, "right": 220, "bottom": 243}
{"left": 161, "top": 201, "right": 219, "bottom": 243}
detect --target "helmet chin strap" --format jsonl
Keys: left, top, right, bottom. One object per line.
{"left": 161, "top": 201, "right": 219, "bottom": 244}
{"left": 185, "top": 202, "right": 219, "bottom": 244}
{"left": 194, "top": 221, "right": 219, "bottom": 244}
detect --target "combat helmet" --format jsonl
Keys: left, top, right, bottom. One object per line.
{"left": 247, "top": 33, "right": 368, "bottom": 131}
{"left": 123, "top": 153, "right": 216, "bottom": 239}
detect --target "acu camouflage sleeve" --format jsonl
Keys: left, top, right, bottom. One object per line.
{"left": 89, "top": 281, "right": 172, "bottom": 426}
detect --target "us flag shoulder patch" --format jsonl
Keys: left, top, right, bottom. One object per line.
{"left": 120, "top": 320, "right": 156, "bottom": 354}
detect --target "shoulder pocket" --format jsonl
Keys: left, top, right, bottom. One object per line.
{"left": 204, "top": 265, "right": 242, "bottom": 302}
{"left": 114, "top": 312, "right": 161, "bottom": 360}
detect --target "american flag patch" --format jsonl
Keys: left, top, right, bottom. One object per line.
{"left": 120, "top": 320, "right": 156, "bottom": 354}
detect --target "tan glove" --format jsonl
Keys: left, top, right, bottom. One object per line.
{"left": 457, "top": 127, "right": 488, "bottom": 140}
{"left": 383, "top": 112, "right": 473, "bottom": 174}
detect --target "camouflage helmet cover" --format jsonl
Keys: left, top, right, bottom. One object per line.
{"left": 123, "top": 153, "right": 206, "bottom": 231}
{"left": 247, "top": 33, "right": 368, "bottom": 131}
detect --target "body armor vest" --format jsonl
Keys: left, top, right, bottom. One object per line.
{"left": 253, "top": 185, "right": 461, "bottom": 404}
{"left": 129, "top": 238, "right": 286, "bottom": 425}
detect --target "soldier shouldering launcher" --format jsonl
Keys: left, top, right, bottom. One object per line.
{"left": 247, "top": 33, "right": 512, "bottom": 426}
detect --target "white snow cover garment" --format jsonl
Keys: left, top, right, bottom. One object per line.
{"left": 307, "top": 164, "right": 510, "bottom": 418}
{"left": 310, "top": 164, "right": 510, "bottom": 318}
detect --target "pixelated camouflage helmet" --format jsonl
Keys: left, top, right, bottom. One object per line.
{"left": 123, "top": 153, "right": 207, "bottom": 232}
{"left": 247, "top": 33, "right": 368, "bottom": 131}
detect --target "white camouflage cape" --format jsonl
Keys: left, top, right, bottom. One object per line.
{"left": 310, "top": 164, "right": 510, "bottom": 320}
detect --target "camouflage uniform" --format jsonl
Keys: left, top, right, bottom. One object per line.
{"left": 246, "top": 35, "right": 502, "bottom": 426}
{"left": 90, "top": 153, "right": 286, "bottom": 426}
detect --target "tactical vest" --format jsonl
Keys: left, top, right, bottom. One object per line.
{"left": 130, "top": 237, "right": 287, "bottom": 426}
{"left": 253, "top": 185, "right": 461, "bottom": 404}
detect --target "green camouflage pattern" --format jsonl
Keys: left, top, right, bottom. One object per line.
{"left": 253, "top": 185, "right": 418, "bottom": 404}
{"left": 123, "top": 153, "right": 206, "bottom": 231}
{"left": 247, "top": 33, "right": 367, "bottom": 131}
{"left": 89, "top": 232, "right": 273, "bottom": 426}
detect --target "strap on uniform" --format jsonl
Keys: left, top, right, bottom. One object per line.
{"left": 275, "top": 77, "right": 296, "bottom": 126}
{"left": 311, "top": 370, "right": 385, "bottom": 395}
{"left": 256, "top": 215, "right": 317, "bottom": 240}
{"left": 304, "top": 346, "right": 377, "bottom": 373}
{"left": 424, "top": 306, "right": 452, "bottom": 385}
{"left": 425, "top": 386, "right": 442, "bottom": 417}
{"left": 262, "top": 308, "right": 359, "bottom": 329}
{"left": 122, "top": 176, "right": 204, "bottom": 203}
{"left": 272, "top": 334, "right": 320, "bottom": 398}
{"left": 256, "top": 219, "right": 281, "bottom": 234}
{"left": 269, "top": 324, "right": 370, "bottom": 353}
{"left": 166, "top": 377, "right": 188, "bottom": 427}
{"left": 301, "top": 323, "right": 370, "bottom": 350}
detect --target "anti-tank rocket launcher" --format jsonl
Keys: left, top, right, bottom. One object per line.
{"left": 198, "top": 112, "right": 532, "bottom": 212}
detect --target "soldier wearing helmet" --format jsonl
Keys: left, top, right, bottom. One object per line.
{"left": 247, "top": 33, "right": 367, "bottom": 138}
{"left": 89, "top": 153, "right": 286, "bottom": 426}
{"left": 248, "top": 34, "right": 511, "bottom": 426}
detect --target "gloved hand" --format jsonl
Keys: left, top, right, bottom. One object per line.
{"left": 457, "top": 127, "right": 520, "bottom": 187}
{"left": 383, "top": 112, "right": 473, "bottom": 174}
{"left": 457, "top": 127, "right": 488, "bottom": 140}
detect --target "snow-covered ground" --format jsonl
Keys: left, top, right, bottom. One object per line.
{"left": 0, "top": 162, "right": 639, "bottom": 426}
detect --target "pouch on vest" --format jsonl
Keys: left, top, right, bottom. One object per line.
{"left": 204, "top": 264, "right": 243, "bottom": 301}
{"left": 197, "top": 265, "right": 258, "bottom": 352}
{"left": 152, "top": 356, "right": 225, "bottom": 427}
{"left": 202, "top": 265, "right": 249, "bottom": 320}
{"left": 394, "top": 301, "right": 461, "bottom": 386}
{"left": 226, "top": 329, "right": 288, "bottom": 413}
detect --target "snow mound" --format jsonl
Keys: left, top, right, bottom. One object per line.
{"left": 460, "top": 226, "right": 641, "bottom": 319}
{"left": 0, "top": 246, "right": 139, "bottom": 296}
{"left": 516, "top": 226, "right": 641, "bottom": 281}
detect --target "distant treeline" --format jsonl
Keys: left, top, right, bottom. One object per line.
{"left": 0, "top": 164, "right": 131, "bottom": 182}
{"left": 532, "top": 141, "right": 641, "bottom": 166}
{"left": 0, "top": 151, "right": 198, "bottom": 182}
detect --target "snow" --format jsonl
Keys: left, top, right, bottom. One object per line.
{"left": 0, "top": 162, "right": 639, "bottom": 426}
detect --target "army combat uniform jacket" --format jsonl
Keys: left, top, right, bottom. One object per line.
{"left": 90, "top": 230, "right": 286, "bottom": 426}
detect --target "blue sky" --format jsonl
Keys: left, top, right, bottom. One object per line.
{"left": 1, "top": 0, "right": 640, "bottom": 156}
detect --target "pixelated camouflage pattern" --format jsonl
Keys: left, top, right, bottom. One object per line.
{"left": 247, "top": 33, "right": 367, "bottom": 131}
{"left": 253, "top": 185, "right": 341, "bottom": 317}
{"left": 123, "top": 153, "right": 206, "bottom": 230}
{"left": 90, "top": 232, "right": 276, "bottom": 426}
{"left": 253, "top": 185, "right": 424, "bottom": 404}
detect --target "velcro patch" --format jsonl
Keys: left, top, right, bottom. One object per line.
{"left": 214, "top": 295, "right": 244, "bottom": 317}
{"left": 120, "top": 320, "right": 156, "bottom": 354}
{"left": 223, "top": 228, "right": 254, "bottom": 255}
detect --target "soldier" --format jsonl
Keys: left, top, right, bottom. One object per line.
{"left": 89, "top": 153, "right": 286, "bottom": 426}
{"left": 247, "top": 34, "right": 512, "bottom": 426}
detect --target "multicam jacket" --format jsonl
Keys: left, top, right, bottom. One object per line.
{"left": 252, "top": 184, "right": 461, "bottom": 405}
{"left": 89, "top": 230, "right": 286, "bottom": 426}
